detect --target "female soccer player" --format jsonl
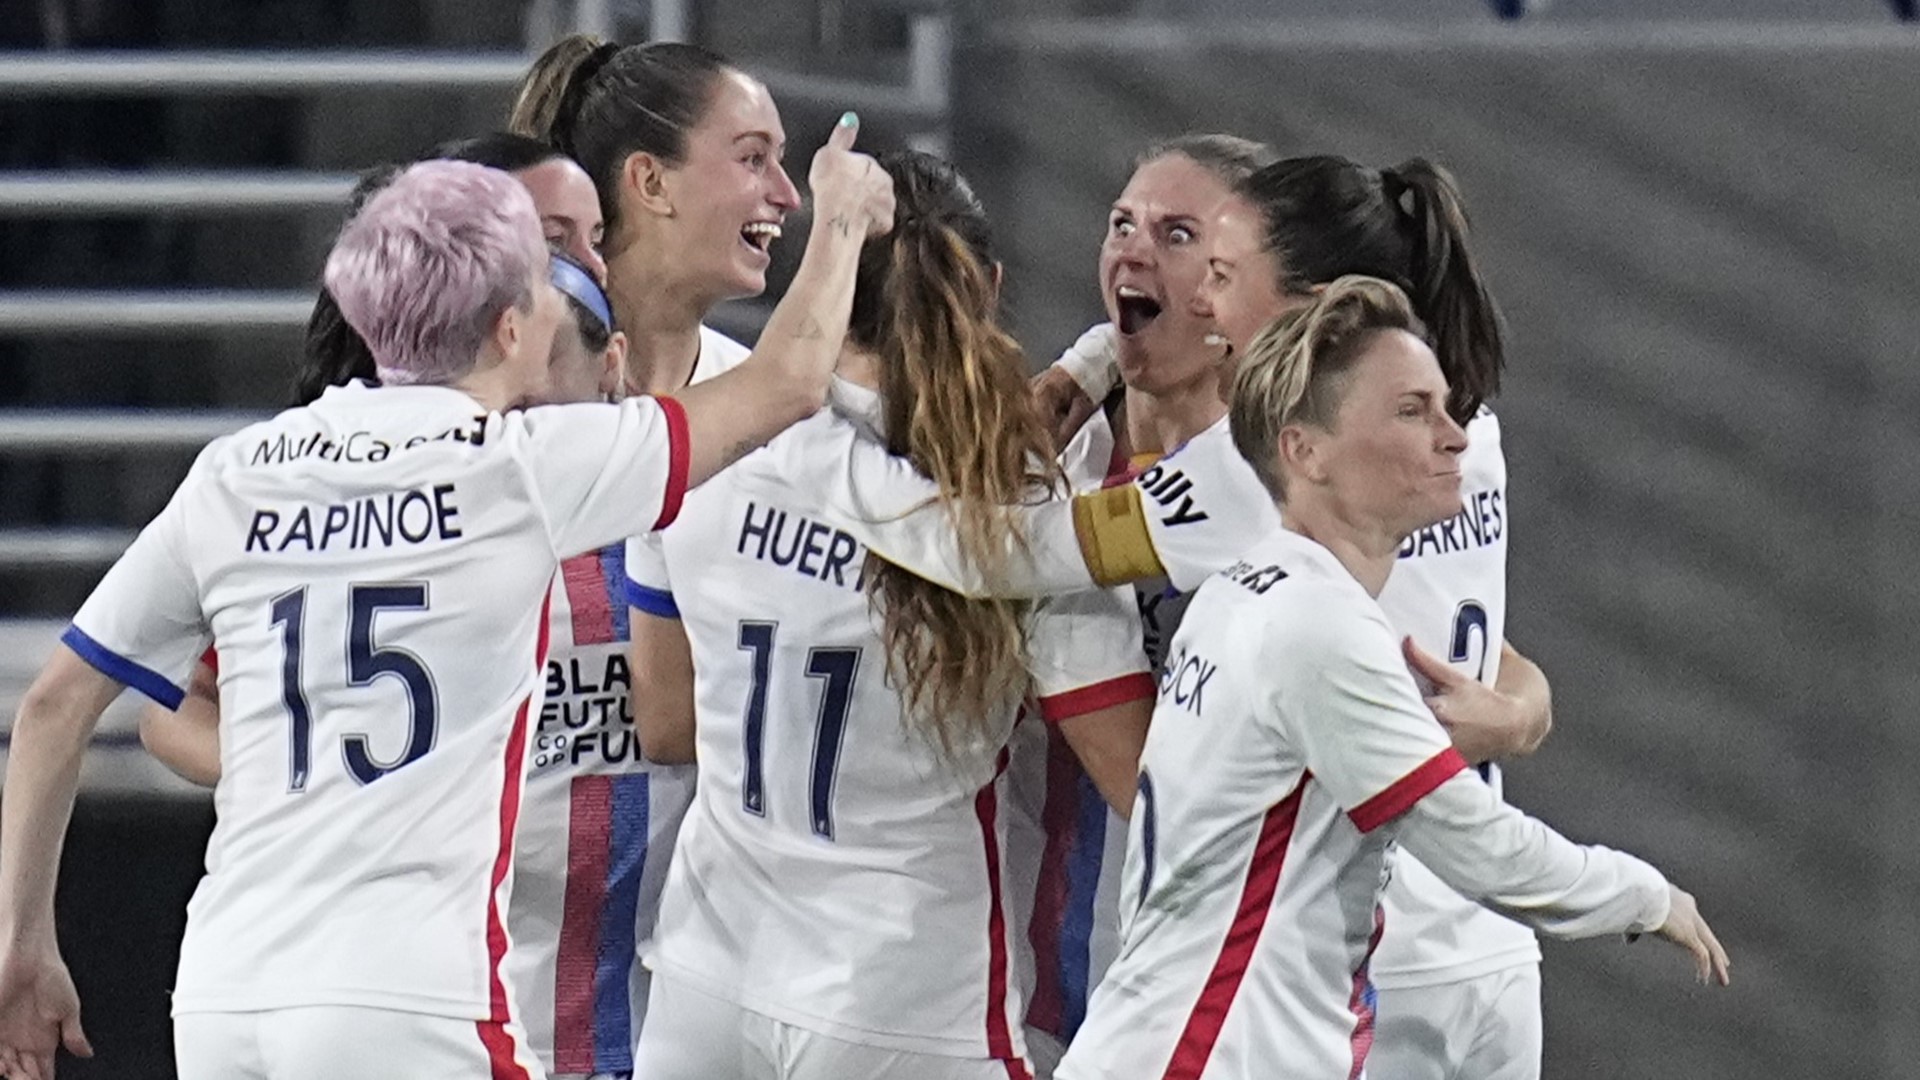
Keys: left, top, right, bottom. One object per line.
{"left": 1199, "top": 154, "right": 1551, "bottom": 1080}
{"left": 508, "top": 40, "right": 821, "bottom": 1077}
{"left": 140, "top": 132, "right": 619, "bottom": 792}
{"left": 623, "top": 150, "right": 1153, "bottom": 1080}
{"left": 1053, "top": 277, "right": 1726, "bottom": 1080}
{"left": 510, "top": 35, "right": 801, "bottom": 396}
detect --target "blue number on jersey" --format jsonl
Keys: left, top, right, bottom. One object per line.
{"left": 803, "top": 648, "right": 859, "bottom": 840}
{"left": 270, "top": 587, "right": 314, "bottom": 793}
{"left": 737, "top": 621, "right": 778, "bottom": 817}
{"left": 735, "top": 620, "right": 860, "bottom": 841}
{"left": 1135, "top": 770, "right": 1158, "bottom": 913}
{"left": 272, "top": 582, "right": 442, "bottom": 789}
{"left": 1450, "top": 599, "right": 1495, "bottom": 780}
{"left": 342, "top": 584, "right": 439, "bottom": 785}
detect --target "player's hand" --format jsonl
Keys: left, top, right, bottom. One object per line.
{"left": 1031, "top": 365, "right": 1098, "bottom": 453}
{"left": 0, "top": 943, "right": 92, "bottom": 1080}
{"left": 1652, "top": 885, "right": 1732, "bottom": 986}
{"left": 1402, "top": 637, "right": 1539, "bottom": 763}
{"left": 808, "top": 112, "right": 895, "bottom": 240}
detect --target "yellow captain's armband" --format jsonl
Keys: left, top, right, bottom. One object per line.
{"left": 1071, "top": 486, "right": 1165, "bottom": 587}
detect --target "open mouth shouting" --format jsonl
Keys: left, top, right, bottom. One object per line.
{"left": 1115, "top": 284, "right": 1164, "bottom": 336}
{"left": 740, "top": 220, "right": 783, "bottom": 258}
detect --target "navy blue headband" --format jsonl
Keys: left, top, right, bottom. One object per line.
{"left": 550, "top": 255, "right": 614, "bottom": 335}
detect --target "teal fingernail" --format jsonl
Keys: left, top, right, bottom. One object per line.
{"left": 839, "top": 111, "right": 858, "bottom": 127}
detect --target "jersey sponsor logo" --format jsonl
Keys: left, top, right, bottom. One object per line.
{"left": 735, "top": 500, "right": 868, "bottom": 590}
{"left": 1157, "top": 646, "right": 1216, "bottom": 715}
{"left": 534, "top": 652, "right": 639, "bottom": 769}
{"left": 1133, "top": 462, "right": 1210, "bottom": 527}
{"left": 1222, "top": 559, "right": 1288, "bottom": 595}
{"left": 247, "top": 415, "right": 488, "bottom": 466}
{"left": 243, "top": 482, "right": 463, "bottom": 553}
{"left": 1398, "top": 487, "right": 1503, "bottom": 559}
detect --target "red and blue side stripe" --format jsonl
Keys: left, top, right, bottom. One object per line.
{"left": 1027, "top": 731, "right": 1108, "bottom": 1040}
{"left": 561, "top": 545, "right": 630, "bottom": 647}
{"left": 552, "top": 772, "right": 652, "bottom": 1075}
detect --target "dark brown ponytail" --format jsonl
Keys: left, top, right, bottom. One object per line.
{"left": 1239, "top": 155, "right": 1505, "bottom": 422}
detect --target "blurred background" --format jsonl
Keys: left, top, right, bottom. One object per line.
{"left": 2, "top": 0, "right": 1916, "bottom": 1076}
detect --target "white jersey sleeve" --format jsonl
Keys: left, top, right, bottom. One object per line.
{"left": 772, "top": 411, "right": 1094, "bottom": 598}
{"left": 514, "top": 395, "right": 690, "bottom": 558}
{"left": 65, "top": 445, "right": 215, "bottom": 707}
{"left": 1053, "top": 323, "right": 1121, "bottom": 403}
{"left": 1028, "top": 585, "right": 1153, "bottom": 722}
{"left": 1396, "top": 774, "right": 1672, "bottom": 939}
{"left": 623, "top": 532, "right": 677, "bottom": 619}
{"left": 1133, "top": 421, "right": 1281, "bottom": 594}
{"left": 1267, "top": 584, "right": 1470, "bottom": 831}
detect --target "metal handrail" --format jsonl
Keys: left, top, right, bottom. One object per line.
{"left": 0, "top": 171, "right": 356, "bottom": 215}
{"left": 0, "top": 290, "right": 312, "bottom": 333}
{"left": 0, "top": 528, "right": 136, "bottom": 568}
{"left": 0, "top": 410, "right": 269, "bottom": 452}
{"left": 0, "top": 51, "right": 531, "bottom": 93}
{"left": 0, "top": 50, "right": 948, "bottom": 121}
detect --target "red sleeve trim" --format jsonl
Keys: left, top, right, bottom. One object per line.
{"left": 200, "top": 645, "right": 218, "bottom": 675}
{"left": 651, "top": 395, "right": 691, "bottom": 531}
{"left": 1348, "top": 747, "right": 1470, "bottom": 834}
{"left": 1036, "top": 671, "right": 1156, "bottom": 725}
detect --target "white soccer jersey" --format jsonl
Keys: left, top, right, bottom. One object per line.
{"left": 65, "top": 381, "right": 690, "bottom": 1024}
{"left": 508, "top": 326, "right": 747, "bottom": 1075}
{"left": 1058, "top": 528, "right": 1670, "bottom": 1080}
{"left": 624, "top": 410, "right": 1152, "bottom": 1062}
{"left": 1372, "top": 409, "right": 1540, "bottom": 988}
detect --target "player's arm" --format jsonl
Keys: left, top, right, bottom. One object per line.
{"left": 1401, "top": 636, "right": 1553, "bottom": 764}
{"left": 1031, "top": 323, "right": 1116, "bottom": 452}
{"left": 777, "top": 411, "right": 1188, "bottom": 598}
{"left": 1494, "top": 639, "right": 1552, "bottom": 754}
{"left": 0, "top": 460, "right": 207, "bottom": 1075}
{"left": 629, "top": 612, "right": 696, "bottom": 765}
{"left": 1394, "top": 773, "right": 1727, "bottom": 984}
{"left": 0, "top": 646, "right": 113, "bottom": 1075}
{"left": 664, "top": 115, "right": 893, "bottom": 489}
{"left": 1029, "top": 587, "right": 1156, "bottom": 817}
{"left": 624, "top": 534, "right": 695, "bottom": 764}
{"left": 138, "top": 657, "right": 222, "bottom": 787}
{"left": 1292, "top": 609, "right": 1725, "bottom": 984}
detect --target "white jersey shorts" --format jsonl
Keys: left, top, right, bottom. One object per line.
{"left": 174, "top": 1006, "right": 544, "bottom": 1080}
{"left": 635, "top": 973, "right": 1035, "bottom": 1080}
{"left": 1369, "top": 965, "right": 1542, "bottom": 1080}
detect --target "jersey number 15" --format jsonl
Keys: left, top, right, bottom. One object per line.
{"left": 271, "top": 583, "right": 439, "bottom": 792}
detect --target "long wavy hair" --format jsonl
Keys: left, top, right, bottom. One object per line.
{"left": 853, "top": 151, "right": 1060, "bottom": 759}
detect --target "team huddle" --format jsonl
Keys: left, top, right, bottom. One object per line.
{"left": 0, "top": 32, "right": 1728, "bottom": 1080}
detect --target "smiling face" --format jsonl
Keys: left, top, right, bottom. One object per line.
{"left": 514, "top": 157, "right": 606, "bottom": 283}
{"left": 1098, "top": 154, "right": 1238, "bottom": 395}
{"left": 652, "top": 69, "right": 802, "bottom": 304}
{"left": 1290, "top": 329, "right": 1468, "bottom": 540}
{"left": 1199, "top": 192, "right": 1303, "bottom": 357}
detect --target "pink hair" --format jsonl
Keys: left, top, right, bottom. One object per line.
{"left": 323, "top": 160, "right": 544, "bottom": 385}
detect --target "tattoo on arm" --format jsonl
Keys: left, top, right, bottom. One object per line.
{"left": 829, "top": 214, "right": 852, "bottom": 237}
{"left": 790, "top": 316, "right": 826, "bottom": 342}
